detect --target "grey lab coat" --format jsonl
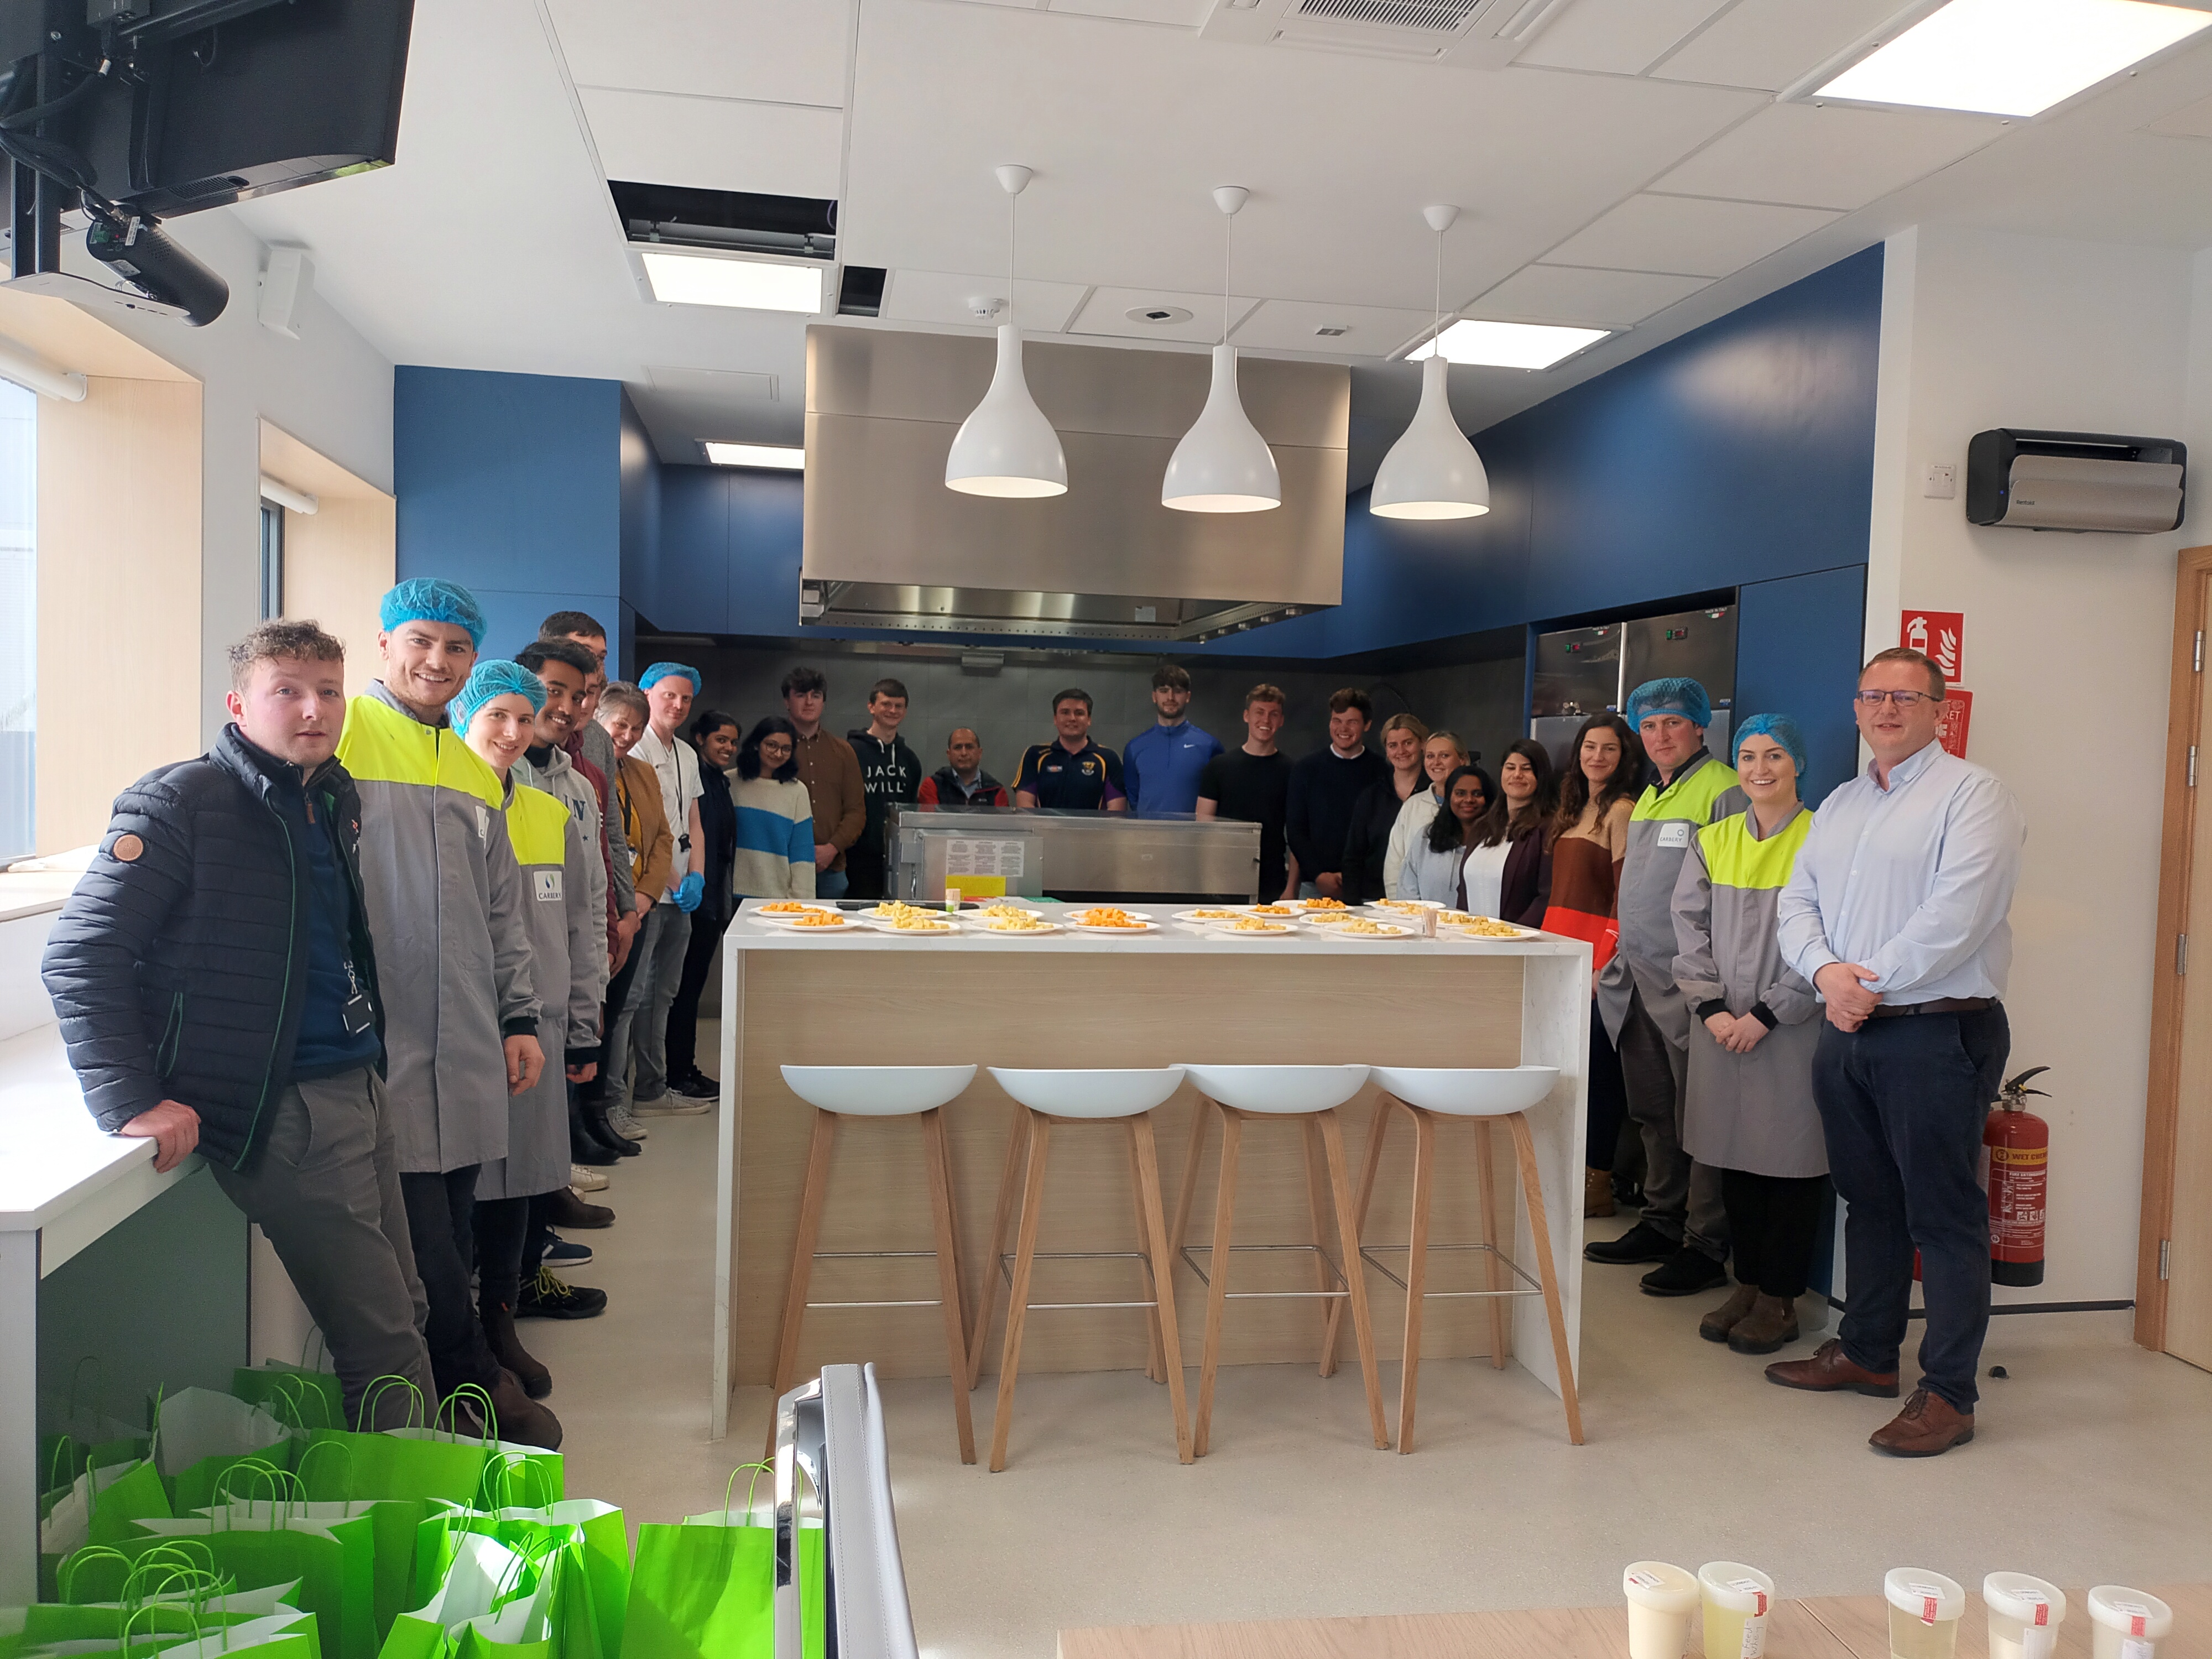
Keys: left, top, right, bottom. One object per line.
{"left": 1598, "top": 748, "right": 1746, "bottom": 1045}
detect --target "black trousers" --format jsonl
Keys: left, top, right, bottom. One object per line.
{"left": 1720, "top": 1169, "right": 1828, "bottom": 1299}
{"left": 844, "top": 844, "right": 886, "bottom": 899}
{"left": 1815, "top": 1004, "right": 2009, "bottom": 1412}
{"left": 1585, "top": 1000, "right": 1626, "bottom": 1172}
{"left": 474, "top": 1191, "right": 554, "bottom": 1313}
{"left": 665, "top": 906, "right": 733, "bottom": 1081}
{"left": 581, "top": 937, "right": 649, "bottom": 1107}
{"left": 398, "top": 1166, "right": 502, "bottom": 1400}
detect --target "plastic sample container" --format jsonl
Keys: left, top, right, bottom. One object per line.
{"left": 2086, "top": 1587, "right": 2173, "bottom": 1659}
{"left": 1884, "top": 1570, "right": 1965, "bottom": 1659}
{"left": 1984, "top": 1574, "right": 2067, "bottom": 1659}
{"left": 1698, "top": 1562, "right": 1775, "bottom": 1659}
{"left": 1622, "top": 1563, "right": 1700, "bottom": 1659}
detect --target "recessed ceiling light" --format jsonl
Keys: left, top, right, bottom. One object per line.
{"left": 641, "top": 250, "right": 823, "bottom": 313}
{"left": 703, "top": 442, "right": 805, "bottom": 469}
{"left": 1409, "top": 319, "right": 1610, "bottom": 370}
{"left": 1815, "top": 0, "right": 2212, "bottom": 118}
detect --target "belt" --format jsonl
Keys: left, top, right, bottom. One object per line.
{"left": 1867, "top": 996, "right": 1997, "bottom": 1019}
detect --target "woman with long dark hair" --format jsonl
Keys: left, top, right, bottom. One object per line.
{"left": 731, "top": 716, "right": 817, "bottom": 901}
{"left": 662, "top": 708, "right": 742, "bottom": 1102}
{"left": 1464, "top": 739, "right": 1553, "bottom": 923}
{"left": 1396, "top": 763, "right": 1490, "bottom": 904}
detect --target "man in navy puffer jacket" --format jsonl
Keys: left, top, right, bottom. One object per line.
{"left": 42, "top": 620, "right": 435, "bottom": 1429}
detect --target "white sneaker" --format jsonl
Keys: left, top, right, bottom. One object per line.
{"left": 633, "top": 1094, "right": 711, "bottom": 1117}
{"left": 570, "top": 1165, "right": 609, "bottom": 1192}
{"left": 608, "top": 1104, "right": 649, "bottom": 1141}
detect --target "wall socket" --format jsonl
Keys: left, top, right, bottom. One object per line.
{"left": 1923, "top": 461, "right": 1958, "bottom": 499}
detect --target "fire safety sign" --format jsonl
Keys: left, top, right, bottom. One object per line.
{"left": 1900, "top": 610, "right": 1965, "bottom": 684}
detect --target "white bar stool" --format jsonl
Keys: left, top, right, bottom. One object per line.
{"left": 968, "top": 1067, "right": 1193, "bottom": 1470}
{"left": 1335, "top": 1065, "right": 1583, "bottom": 1452}
{"left": 1166, "top": 1063, "right": 1389, "bottom": 1455}
{"left": 770, "top": 1064, "right": 978, "bottom": 1464}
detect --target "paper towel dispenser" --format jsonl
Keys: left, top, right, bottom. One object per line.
{"left": 1966, "top": 429, "right": 2185, "bottom": 533}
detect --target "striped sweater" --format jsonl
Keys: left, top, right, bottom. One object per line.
{"left": 732, "top": 776, "right": 817, "bottom": 901}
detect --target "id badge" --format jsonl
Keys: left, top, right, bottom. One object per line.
{"left": 341, "top": 962, "right": 375, "bottom": 1036}
{"left": 1656, "top": 821, "right": 1691, "bottom": 849}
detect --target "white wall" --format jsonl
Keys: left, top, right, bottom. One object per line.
{"left": 1866, "top": 225, "right": 2192, "bottom": 1306}
{"left": 68, "top": 209, "right": 393, "bottom": 746}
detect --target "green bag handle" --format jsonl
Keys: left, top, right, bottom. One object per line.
{"left": 211, "top": 1459, "right": 302, "bottom": 1525}
{"left": 49, "top": 1432, "right": 86, "bottom": 1494}
{"left": 293, "top": 1437, "right": 354, "bottom": 1499}
{"left": 477, "top": 1453, "right": 552, "bottom": 1515}
{"left": 262, "top": 1376, "right": 332, "bottom": 1436}
{"left": 486, "top": 1530, "right": 562, "bottom": 1615}
{"left": 719, "top": 1463, "right": 774, "bottom": 1525}
{"left": 59, "top": 1544, "right": 137, "bottom": 1603}
{"left": 435, "top": 1384, "right": 497, "bottom": 1449}
{"left": 299, "top": 1326, "right": 330, "bottom": 1374}
{"left": 121, "top": 1558, "right": 228, "bottom": 1621}
{"left": 69, "top": 1356, "right": 108, "bottom": 1435}
{"left": 357, "top": 1374, "right": 427, "bottom": 1433}
{"left": 121, "top": 1595, "right": 203, "bottom": 1659}
{"left": 144, "top": 1384, "right": 170, "bottom": 1473}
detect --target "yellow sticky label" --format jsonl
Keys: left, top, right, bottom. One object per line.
{"left": 1991, "top": 1146, "right": 2047, "bottom": 1166}
{"left": 946, "top": 875, "right": 1007, "bottom": 898}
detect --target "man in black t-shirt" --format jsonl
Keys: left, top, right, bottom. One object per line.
{"left": 1197, "top": 683, "right": 1295, "bottom": 901}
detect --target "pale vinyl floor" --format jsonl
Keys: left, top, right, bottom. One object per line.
{"left": 529, "top": 1056, "right": 2212, "bottom": 1659}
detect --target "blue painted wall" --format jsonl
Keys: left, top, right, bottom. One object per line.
{"left": 394, "top": 366, "right": 625, "bottom": 660}
{"left": 1736, "top": 562, "right": 1870, "bottom": 806}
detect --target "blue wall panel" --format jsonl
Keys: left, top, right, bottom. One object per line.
{"left": 1735, "top": 562, "right": 1869, "bottom": 808}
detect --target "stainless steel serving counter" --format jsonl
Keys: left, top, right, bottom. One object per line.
{"left": 888, "top": 804, "right": 1261, "bottom": 902}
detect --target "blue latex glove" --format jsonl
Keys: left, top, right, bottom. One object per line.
{"left": 672, "top": 872, "right": 705, "bottom": 913}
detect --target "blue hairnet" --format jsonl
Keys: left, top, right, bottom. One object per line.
{"left": 450, "top": 660, "right": 545, "bottom": 735}
{"left": 379, "top": 578, "right": 487, "bottom": 649}
{"left": 639, "top": 661, "right": 701, "bottom": 694}
{"left": 1626, "top": 676, "right": 1713, "bottom": 729}
{"left": 1734, "top": 713, "right": 1808, "bottom": 779}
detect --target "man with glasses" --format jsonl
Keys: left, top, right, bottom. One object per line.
{"left": 1771, "top": 646, "right": 2025, "bottom": 1458}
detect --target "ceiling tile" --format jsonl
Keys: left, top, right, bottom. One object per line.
{"left": 1543, "top": 194, "right": 1840, "bottom": 276}
{"left": 547, "top": 0, "right": 848, "bottom": 106}
{"left": 1649, "top": 0, "right": 1902, "bottom": 92}
{"left": 2147, "top": 91, "right": 2212, "bottom": 139}
{"left": 578, "top": 88, "right": 845, "bottom": 199}
{"left": 1515, "top": 0, "right": 1734, "bottom": 77}
{"left": 1068, "top": 287, "right": 1264, "bottom": 344}
{"left": 1472, "top": 264, "right": 1710, "bottom": 326}
{"left": 647, "top": 365, "right": 780, "bottom": 401}
{"left": 1653, "top": 102, "right": 1999, "bottom": 210}
{"left": 1230, "top": 298, "right": 1435, "bottom": 356}
{"left": 1048, "top": 0, "right": 1209, "bottom": 22}
{"left": 878, "top": 269, "right": 1092, "bottom": 331}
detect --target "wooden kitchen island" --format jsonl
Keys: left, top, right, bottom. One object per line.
{"left": 709, "top": 904, "right": 1593, "bottom": 1442}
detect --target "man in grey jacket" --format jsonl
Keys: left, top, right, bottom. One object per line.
{"left": 539, "top": 612, "right": 634, "bottom": 954}
{"left": 336, "top": 578, "right": 555, "bottom": 1446}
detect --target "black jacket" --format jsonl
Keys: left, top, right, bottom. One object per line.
{"left": 696, "top": 763, "right": 737, "bottom": 924}
{"left": 41, "top": 727, "right": 384, "bottom": 1171}
{"left": 1340, "top": 778, "right": 1414, "bottom": 906}
{"left": 847, "top": 729, "right": 922, "bottom": 854}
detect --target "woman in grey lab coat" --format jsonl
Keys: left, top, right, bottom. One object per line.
{"left": 1670, "top": 714, "right": 1826, "bottom": 1357}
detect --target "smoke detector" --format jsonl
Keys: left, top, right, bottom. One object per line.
{"left": 1125, "top": 304, "right": 1195, "bottom": 325}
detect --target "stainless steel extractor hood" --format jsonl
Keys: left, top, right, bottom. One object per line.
{"left": 801, "top": 324, "right": 1349, "bottom": 641}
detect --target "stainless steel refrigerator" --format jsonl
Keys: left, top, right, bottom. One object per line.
{"left": 1530, "top": 603, "right": 1736, "bottom": 771}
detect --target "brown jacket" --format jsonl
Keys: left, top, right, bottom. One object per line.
{"left": 615, "top": 754, "right": 674, "bottom": 901}
{"left": 792, "top": 729, "right": 865, "bottom": 874}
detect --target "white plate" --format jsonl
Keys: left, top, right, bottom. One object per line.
{"left": 1175, "top": 907, "right": 1251, "bottom": 925}
{"left": 1207, "top": 919, "right": 1300, "bottom": 937}
{"left": 976, "top": 918, "right": 1064, "bottom": 937}
{"left": 1437, "top": 914, "right": 1537, "bottom": 939}
{"left": 1312, "top": 921, "right": 1413, "bottom": 940}
{"left": 1063, "top": 907, "right": 1153, "bottom": 923}
{"left": 1235, "top": 905, "right": 1304, "bottom": 922}
{"left": 1066, "top": 917, "right": 1161, "bottom": 934}
{"left": 1286, "top": 899, "right": 1358, "bottom": 916}
{"left": 752, "top": 911, "right": 858, "bottom": 931}
{"left": 1367, "top": 899, "right": 1442, "bottom": 916}
{"left": 860, "top": 917, "right": 966, "bottom": 937}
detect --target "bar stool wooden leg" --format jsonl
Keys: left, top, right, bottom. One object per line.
{"left": 1323, "top": 1091, "right": 1396, "bottom": 1376}
{"left": 1506, "top": 1110, "right": 1585, "bottom": 1446}
{"left": 1166, "top": 1091, "right": 1211, "bottom": 1276}
{"left": 1301, "top": 1117, "right": 1339, "bottom": 1378}
{"left": 767, "top": 1109, "right": 838, "bottom": 1459}
{"left": 1473, "top": 1118, "right": 1509, "bottom": 1373}
{"left": 1192, "top": 1102, "right": 1242, "bottom": 1459}
{"left": 1318, "top": 1108, "right": 1391, "bottom": 1451}
{"left": 919, "top": 1107, "right": 977, "bottom": 1465}
{"left": 967, "top": 1106, "right": 1030, "bottom": 1390}
{"left": 988, "top": 1113, "right": 1053, "bottom": 1472}
{"left": 1397, "top": 1105, "right": 1436, "bottom": 1455}
{"left": 1129, "top": 1111, "right": 1193, "bottom": 1464}
{"left": 1125, "top": 1125, "right": 1166, "bottom": 1384}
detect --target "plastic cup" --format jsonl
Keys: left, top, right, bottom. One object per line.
{"left": 2086, "top": 1587, "right": 2173, "bottom": 1659}
{"left": 1698, "top": 1562, "right": 1775, "bottom": 1659}
{"left": 1984, "top": 1574, "right": 2067, "bottom": 1659}
{"left": 1885, "top": 1570, "right": 1965, "bottom": 1659}
{"left": 1623, "top": 1562, "right": 1699, "bottom": 1659}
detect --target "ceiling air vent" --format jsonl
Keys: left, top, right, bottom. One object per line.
{"left": 1207, "top": 0, "right": 1545, "bottom": 65}
{"left": 1295, "top": 0, "right": 1484, "bottom": 30}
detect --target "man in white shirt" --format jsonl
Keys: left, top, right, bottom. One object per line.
{"left": 624, "top": 663, "right": 707, "bottom": 1119}
{"left": 1771, "top": 646, "right": 2026, "bottom": 1458}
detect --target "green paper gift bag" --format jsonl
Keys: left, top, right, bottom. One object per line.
{"left": 413, "top": 1486, "right": 626, "bottom": 1659}
{"left": 623, "top": 1468, "right": 822, "bottom": 1659}
{"left": 378, "top": 1533, "right": 561, "bottom": 1659}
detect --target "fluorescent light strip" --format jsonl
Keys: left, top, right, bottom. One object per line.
{"left": 641, "top": 250, "right": 823, "bottom": 314}
{"left": 703, "top": 442, "right": 805, "bottom": 469}
{"left": 1409, "top": 319, "right": 1610, "bottom": 371}
{"left": 1817, "top": 0, "right": 2212, "bottom": 118}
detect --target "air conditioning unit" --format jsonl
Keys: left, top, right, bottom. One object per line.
{"left": 1965, "top": 429, "right": 2185, "bottom": 533}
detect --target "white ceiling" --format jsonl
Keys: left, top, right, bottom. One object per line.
{"left": 225, "top": 0, "right": 2212, "bottom": 481}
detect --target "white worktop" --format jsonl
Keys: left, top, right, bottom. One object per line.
{"left": 729, "top": 900, "right": 1584, "bottom": 958}
{"left": 0, "top": 1021, "right": 190, "bottom": 1253}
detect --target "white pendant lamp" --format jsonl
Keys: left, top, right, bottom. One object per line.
{"left": 946, "top": 164, "right": 1067, "bottom": 498}
{"left": 1371, "top": 205, "right": 1490, "bottom": 521}
{"left": 1162, "top": 186, "right": 1280, "bottom": 513}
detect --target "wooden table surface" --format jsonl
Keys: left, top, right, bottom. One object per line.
{"left": 1058, "top": 1587, "right": 2211, "bottom": 1659}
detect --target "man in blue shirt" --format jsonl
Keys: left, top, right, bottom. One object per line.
{"left": 1015, "top": 688, "right": 1128, "bottom": 811}
{"left": 1123, "top": 664, "right": 1223, "bottom": 816}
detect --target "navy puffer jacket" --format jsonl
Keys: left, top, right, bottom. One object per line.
{"left": 40, "top": 726, "right": 384, "bottom": 1170}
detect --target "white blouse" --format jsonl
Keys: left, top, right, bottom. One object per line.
{"left": 1459, "top": 840, "right": 1513, "bottom": 918}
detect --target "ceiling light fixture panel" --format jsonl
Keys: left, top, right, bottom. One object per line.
{"left": 704, "top": 442, "right": 805, "bottom": 469}
{"left": 1814, "top": 0, "right": 2212, "bottom": 118}
{"left": 641, "top": 249, "right": 824, "bottom": 313}
{"left": 1408, "top": 318, "right": 1610, "bottom": 369}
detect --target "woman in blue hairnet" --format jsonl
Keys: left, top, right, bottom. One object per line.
{"left": 1668, "top": 714, "right": 1827, "bottom": 1357}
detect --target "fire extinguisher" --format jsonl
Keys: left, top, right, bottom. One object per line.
{"left": 1986, "top": 1066, "right": 2050, "bottom": 1288}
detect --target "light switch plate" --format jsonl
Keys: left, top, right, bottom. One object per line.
{"left": 1923, "top": 462, "right": 1958, "bottom": 500}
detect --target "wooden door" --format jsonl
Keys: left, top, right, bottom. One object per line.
{"left": 2141, "top": 546, "right": 2212, "bottom": 1366}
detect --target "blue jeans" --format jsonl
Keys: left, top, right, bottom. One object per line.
{"left": 816, "top": 868, "right": 849, "bottom": 900}
{"left": 1815, "top": 1004, "right": 2009, "bottom": 1411}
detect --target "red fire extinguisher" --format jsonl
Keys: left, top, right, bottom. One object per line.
{"left": 1986, "top": 1067, "right": 2049, "bottom": 1287}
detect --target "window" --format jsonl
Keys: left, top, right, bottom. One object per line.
{"left": 259, "top": 498, "right": 285, "bottom": 620}
{"left": 0, "top": 379, "right": 34, "bottom": 863}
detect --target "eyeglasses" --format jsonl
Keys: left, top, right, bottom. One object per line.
{"left": 1854, "top": 689, "right": 1938, "bottom": 708}
{"left": 760, "top": 742, "right": 794, "bottom": 759}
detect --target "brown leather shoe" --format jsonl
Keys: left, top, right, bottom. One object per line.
{"left": 1869, "top": 1389, "right": 1974, "bottom": 1457}
{"left": 1727, "top": 1293, "right": 1801, "bottom": 1355}
{"left": 1764, "top": 1337, "right": 1900, "bottom": 1397}
{"left": 1584, "top": 1167, "right": 1616, "bottom": 1218}
{"left": 548, "top": 1186, "right": 614, "bottom": 1230}
{"left": 1699, "top": 1285, "right": 1758, "bottom": 1343}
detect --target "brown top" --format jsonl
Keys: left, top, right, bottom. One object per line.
{"left": 1546, "top": 797, "right": 1630, "bottom": 920}
{"left": 792, "top": 729, "right": 866, "bottom": 872}
{"left": 615, "top": 755, "right": 674, "bottom": 900}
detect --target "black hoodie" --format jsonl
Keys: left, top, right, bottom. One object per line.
{"left": 847, "top": 728, "right": 922, "bottom": 854}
